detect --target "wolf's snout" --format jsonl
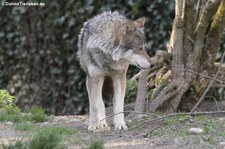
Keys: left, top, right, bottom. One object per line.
{"left": 143, "top": 62, "right": 151, "bottom": 69}
{"left": 136, "top": 59, "right": 151, "bottom": 69}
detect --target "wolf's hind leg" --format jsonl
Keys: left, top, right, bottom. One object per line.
{"left": 86, "top": 76, "right": 110, "bottom": 132}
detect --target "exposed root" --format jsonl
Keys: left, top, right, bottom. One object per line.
{"left": 148, "top": 79, "right": 190, "bottom": 113}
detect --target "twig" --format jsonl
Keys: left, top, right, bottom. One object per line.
{"left": 99, "top": 110, "right": 144, "bottom": 123}
{"left": 172, "top": 65, "right": 225, "bottom": 84}
{"left": 212, "top": 96, "right": 221, "bottom": 111}
{"left": 149, "top": 126, "right": 161, "bottom": 136}
{"left": 190, "top": 50, "right": 225, "bottom": 113}
{"left": 131, "top": 72, "right": 140, "bottom": 80}
{"left": 187, "top": 35, "right": 194, "bottom": 44}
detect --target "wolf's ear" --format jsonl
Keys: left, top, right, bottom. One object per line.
{"left": 134, "top": 17, "right": 146, "bottom": 28}
{"left": 122, "top": 23, "right": 136, "bottom": 35}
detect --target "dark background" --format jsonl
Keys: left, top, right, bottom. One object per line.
{"left": 0, "top": 0, "right": 223, "bottom": 115}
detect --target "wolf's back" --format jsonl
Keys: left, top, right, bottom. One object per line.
{"left": 77, "top": 11, "right": 127, "bottom": 54}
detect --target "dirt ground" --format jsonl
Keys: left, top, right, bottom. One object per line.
{"left": 1, "top": 101, "right": 225, "bottom": 149}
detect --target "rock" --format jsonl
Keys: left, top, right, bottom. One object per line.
{"left": 5, "top": 122, "right": 13, "bottom": 125}
{"left": 188, "top": 128, "right": 204, "bottom": 134}
{"left": 219, "top": 142, "right": 225, "bottom": 145}
{"left": 174, "top": 138, "right": 180, "bottom": 144}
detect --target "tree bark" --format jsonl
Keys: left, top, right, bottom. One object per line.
{"left": 134, "top": 69, "right": 149, "bottom": 113}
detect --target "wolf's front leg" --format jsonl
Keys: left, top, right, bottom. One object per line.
{"left": 112, "top": 71, "right": 128, "bottom": 131}
{"left": 86, "top": 76, "right": 110, "bottom": 132}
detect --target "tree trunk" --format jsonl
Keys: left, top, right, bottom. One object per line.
{"left": 135, "top": 69, "right": 149, "bottom": 113}
{"left": 135, "top": 0, "right": 225, "bottom": 113}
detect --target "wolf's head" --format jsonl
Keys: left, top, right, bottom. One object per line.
{"left": 112, "top": 17, "right": 152, "bottom": 69}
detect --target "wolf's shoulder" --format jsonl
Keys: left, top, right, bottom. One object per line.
{"left": 92, "top": 11, "right": 126, "bottom": 21}
{"left": 87, "top": 11, "right": 127, "bottom": 25}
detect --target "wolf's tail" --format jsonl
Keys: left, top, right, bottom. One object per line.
{"left": 102, "top": 76, "right": 114, "bottom": 101}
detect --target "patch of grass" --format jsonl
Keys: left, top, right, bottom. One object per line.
{"left": 164, "top": 115, "right": 189, "bottom": 126}
{"left": 0, "top": 112, "right": 23, "bottom": 123}
{"left": 0, "top": 90, "right": 49, "bottom": 123}
{"left": 2, "top": 126, "right": 79, "bottom": 149}
{"left": 29, "top": 126, "right": 79, "bottom": 149}
{"left": 207, "top": 136, "right": 216, "bottom": 145}
{"left": 87, "top": 140, "right": 104, "bottom": 149}
{"left": 219, "top": 131, "right": 225, "bottom": 138}
{"left": 203, "top": 125, "right": 211, "bottom": 134}
{"left": 203, "top": 123, "right": 215, "bottom": 134}
{"left": 29, "top": 127, "right": 63, "bottom": 149}
{"left": 154, "top": 112, "right": 164, "bottom": 116}
{"left": 201, "top": 119, "right": 217, "bottom": 135}
{"left": 177, "top": 115, "right": 189, "bottom": 123}
{"left": 192, "top": 135, "right": 201, "bottom": 144}
{"left": 178, "top": 128, "right": 188, "bottom": 138}
{"left": 27, "top": 106, "right": 49, "bottom": 122}
{"left": 1, "top": 140, "right": 26, "bottom": 149}
{"left": 0, "top": 106, "right": 49, "bottom": 123}
{"left": 164, "top": 117, "right": 176, "bottom": 125}
{"left": 127, "top": 119, "right": 144, "bottom": 132}
{"left": 151, "top": 129, "right": 165, "bottom": 137}
{"left": 50, "top": 126, "right": 79, "bottom": 135}
{"left": 150, "top": 128, "right": 166, "bottom": 137}
{"left": 196, "top": 115, "right": 209, "bottom": 122}
{"left": 13, "top": 122, "right": 36, "bottom": 131}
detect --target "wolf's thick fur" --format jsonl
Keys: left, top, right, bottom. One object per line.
{"left": 77, "top": 11, "right": 152, "bottom": 131}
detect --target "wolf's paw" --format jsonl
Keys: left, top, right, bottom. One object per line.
{"left": 88, "top": 122, "right": 110, "bottom": 132}
{"left": 114, "top": 123, "right": 128, "bottom": 131}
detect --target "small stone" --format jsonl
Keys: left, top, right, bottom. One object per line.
{"left": 219, "top": 142, "right": 225, "bottom": 145}
{"left": 142, "top": 132, "right": 149, "bottom": 138}
{"left": 188, "top": 128, "right": 204, "bottom": 134}
{"left": 219, "top": 117, "right": 225, "bottom": 121}
{"left": 174, "top": 138, "right": 179, "bottom": 144}
{"left": 5, "top": 122, "right": 13, "bottom": 125}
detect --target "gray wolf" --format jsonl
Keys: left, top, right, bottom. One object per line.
{"left": 77, "top": 11, "right": 152, "bottom": 131}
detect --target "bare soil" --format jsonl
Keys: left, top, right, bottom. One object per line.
{"left": 1, "top": 101, "right": 225, "bottom": 149}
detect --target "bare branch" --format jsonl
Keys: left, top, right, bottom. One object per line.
{"left": 172, "top": 65, "right": 225, "bottom": 84}
{"left": 191, "top": 50, "right": 225, "bottom": 113}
